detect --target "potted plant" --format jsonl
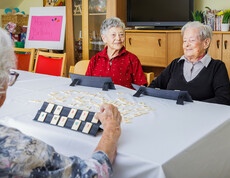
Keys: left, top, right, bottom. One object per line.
{"left": 192, "top": 10, "right": 204, "bottom": 23}
{"left": 221, "top": 10, "right": 230, "bottom": 31}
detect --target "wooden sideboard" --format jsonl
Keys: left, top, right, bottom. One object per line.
{"left": 209, "top": 32, "right": 230, "bottom": 77}
{"left": 125, "top": 30, "right": 230, "bottom": 77}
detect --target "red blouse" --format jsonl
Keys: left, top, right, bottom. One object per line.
{"left": 85, "top": 47, "right": 147, "bottom": 89}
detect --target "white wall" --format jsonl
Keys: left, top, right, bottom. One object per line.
{"left": 0, "top": 0, "right": 42, "bottom": 27}
{"left": 195, "top": 0, "right": 230, "bottom": 11}
{"left": 18, "top": 0, "right": 43, "bottom": 14}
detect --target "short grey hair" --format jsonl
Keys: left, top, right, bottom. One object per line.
{"left": 0, "top": 28, "right": 16, "bottom": 88}
{"left": 181, "top": 21, "right": 212, "bottom": 41}
{"left": 100, "top": 17, "right": 125, "bottom": 36}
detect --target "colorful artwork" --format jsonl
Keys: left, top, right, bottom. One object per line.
{"left": 28, "top": 16, "right": 63, "bottom": 41}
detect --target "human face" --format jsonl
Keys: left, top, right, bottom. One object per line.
{"left": 102, "top": 27, "right": 125, "bottom": 51}
{"left": 183, "top": 27, "right": 210, "bottom": 62}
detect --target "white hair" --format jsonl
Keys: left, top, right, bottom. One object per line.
{"left": 0, "top": 28, "right": 16, "bottom": 88}
{"left": 100, "top": 17, "right": 125, "bottom": 36}
{"left": 181, "top": 21, "right": 212, "bottom": 41}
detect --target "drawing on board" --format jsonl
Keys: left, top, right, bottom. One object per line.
{"left": 25, "top": 7, "right": 66, "bottom": 50}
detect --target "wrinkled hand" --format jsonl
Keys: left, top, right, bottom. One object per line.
{"left": 96, "top": 103, "right": 121, "bottom": 135}
{"left": 94, "top": 103, "right": 122, "bottom": 163}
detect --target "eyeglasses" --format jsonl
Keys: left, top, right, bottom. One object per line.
{"left": 8, "top": 71, "right": 19, "bottom": 86}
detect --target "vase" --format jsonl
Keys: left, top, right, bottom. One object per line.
{"left": 221, "top": 23, "right": 229, "bottom": 31}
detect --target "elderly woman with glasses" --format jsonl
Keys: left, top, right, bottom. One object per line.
{"left": 0, "top": 28, "right": 122, "bottom": 177}
{"left": 85, "top": 17, "right": 147, "bottom": 89}
{"left": 149, "top": 21, "right": 230, "bottom": 105}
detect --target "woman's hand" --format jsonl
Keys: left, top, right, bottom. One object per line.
{"left": 96, "top": 103, "right": 121, "bottom": 137}
{"left": 94, "top": 103, "right": 122, "bottom": 163}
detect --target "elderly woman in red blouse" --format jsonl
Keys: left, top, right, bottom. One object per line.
{"left": 85, "top": 17, "right": 147, "bottom": 89}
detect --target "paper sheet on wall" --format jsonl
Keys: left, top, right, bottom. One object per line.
{"left": 25, "top": 7, "right": 66, "bottom": 50}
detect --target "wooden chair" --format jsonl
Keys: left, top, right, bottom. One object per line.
{"left": 14, "top": 48, "right": 35, "bottom": 72}
{"left": 34, "top": 51, "right": 66, "bottom": 77}
{"left": 69, "top": 60, "right": 90, "bottom": 75}
{"left": 144, "top": 72, "right": 154, "bottom": 86}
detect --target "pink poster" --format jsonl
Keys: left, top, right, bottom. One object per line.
{"left": 29, "top": 16, "right": 63, "bottom": 41}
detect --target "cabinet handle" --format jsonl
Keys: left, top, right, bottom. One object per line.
{"left": 224, "top": 40, "right": 227, "bottom": 49}
{"left": 129, "top": 38, "right": 132, "bottom": 45}
{"left": 217, "top": 40, "right": 220, "bottom": 49}
{"left": 158, "top": 39, "right": 161, "bottom": 47}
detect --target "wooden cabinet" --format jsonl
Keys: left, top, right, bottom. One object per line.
{"left": 125, "top": 30, "right": 230, "bottom": 78}
{"left": 222, "top": 34, "right": 230, "bottom": 77}
{"left": 126, "top": 32, "right": 167, "bottom": 67}
{"left": 208, "top": 33, "right": 222, "bottom": 59}
{"left": 65, "top": 0, "right": 126, "bottom": 74}
{"left": 167, "top": 32, "right": 183, "bottom": 64}
{"left": 208, "top": 32, "right": 230, "bottom": 77}
{"left": 125, "top": 30, "right": 183, "bottom": 68}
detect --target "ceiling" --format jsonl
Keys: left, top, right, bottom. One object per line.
{"left": 0, "top": 0, "right": 24, "bottom": 9}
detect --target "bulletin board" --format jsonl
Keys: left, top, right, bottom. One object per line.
{"left": 25, "top": 7, "right": 66, "bottom": 50}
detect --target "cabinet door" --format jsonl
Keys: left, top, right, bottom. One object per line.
{"left": 167, "top": 32, "right": 183, "bottom": 65}
{"left": 208, "top": 34, "right": 222, "bottom": 60}
{"left": 222, "top": 34, "right": 230, "bottom": 77}
{"left": 125, "top": 33, "right": 167, "bottom": 67}
{"left": 74, "top": 0, "right": 106, "bottom": 61}
{"left": 73, "top": 0, "right": 83, "bottom": 61}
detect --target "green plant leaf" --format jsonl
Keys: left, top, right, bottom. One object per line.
{"left": 192, "top": 10, "right": 204, "bottom": 22}
{"left": 222, "top": 11, "right": 230, "bottom": 24}
{"left": 205, "top": 6, "right": 211, "bottom": 11}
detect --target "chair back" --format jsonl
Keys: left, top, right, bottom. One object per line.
{"left": 34, "top": 51, "right": 66, "bottom": 76}
{"left": 144, "top": 72, "right": 154, "bottom": 86}
{"left": 69, "top": 60, "right": 90, "bottom": 75}
{"left": 14, "top": 48, "right": 35, "bottom": 72}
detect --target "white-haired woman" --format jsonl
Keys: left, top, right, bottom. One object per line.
{"left": 86, "top": 17, "right": 147, "bottom": 89}
{"left": 0, "top": 27, "right": 121, "bottom": 177}
{"left": 149, "top": 21, "right": 230, "bottom": 105}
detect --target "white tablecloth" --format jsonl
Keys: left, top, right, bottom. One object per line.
{"left": 1, "top": 70, "right": 230, "bottom": 178}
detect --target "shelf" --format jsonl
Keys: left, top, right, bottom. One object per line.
{"left": 89, "top": 13, "right": 106, "bottom": 16}
{"left": 73, "top": 13, "right": 106, "bottom": 16}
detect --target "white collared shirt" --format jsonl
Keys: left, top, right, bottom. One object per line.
{"left": 178, "top": 54, "right": 212, "bottom": 82}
